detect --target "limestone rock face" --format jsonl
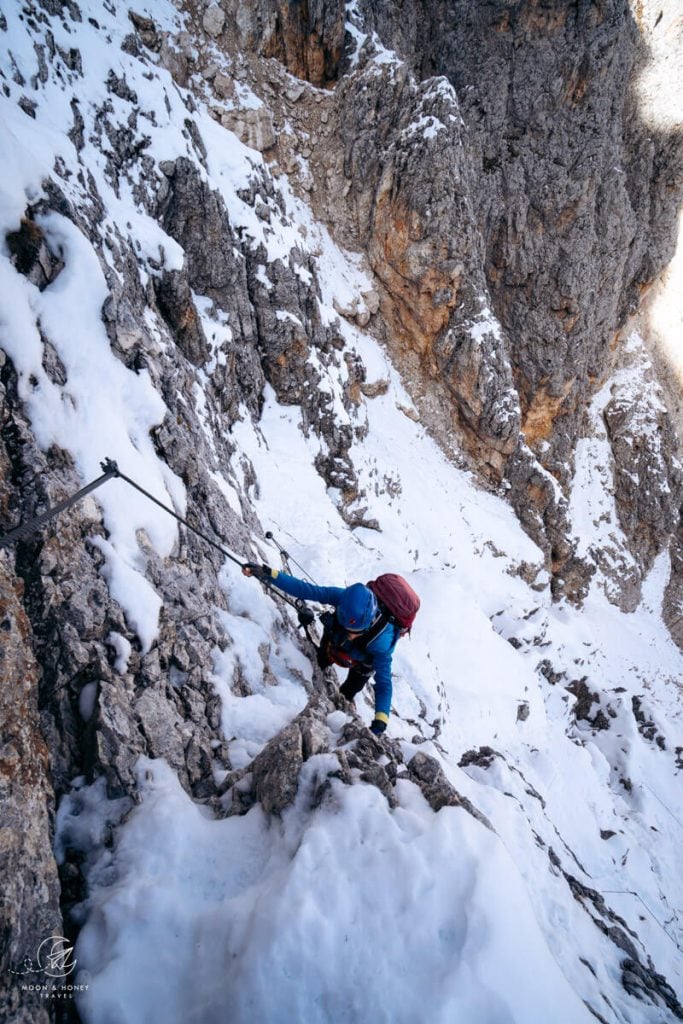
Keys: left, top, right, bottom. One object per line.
{"left": 604, "top": 356, "right": 683, "bottom": 619}
{"left": 357, "top": 0, "right": 682, "bottom": 473}
{"left": 219, "top": 105, "right": 277, "bottom": 152}
{"left": 504, "top": 439, "right": 596, "bottom": 603}
{"left": 275, "top": 44, "right": 523, "bottom": 476}
{"left": 336, "top": 60, "right": 521, "bottom": 470}
{"left": 229, "top": 0, "right": 346, "bottom": 87}
{"left": 406, "top": 751, "right": 493, "bottom": 826}
{"left": 0, "top": 474, "right": 61, "bottom": 1024}
{"left": 202, "top": 3, "right": 226, "bottom": 39}
{"left": 664, "top": 531, "right": 683, "bottom": 649}
{"left": 604, "top": 384, "right": 681, "bottom": 572}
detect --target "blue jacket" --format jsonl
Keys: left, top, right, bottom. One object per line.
{"left": 270, "top": 571, "right": 399, "bottom": 720}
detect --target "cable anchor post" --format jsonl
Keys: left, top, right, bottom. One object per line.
{"left": 266, "top": 530, "right": 291, "bottom": 572}
{"left": 100, "top": 457, "right": 120, "bottom": 477}
{"left": 264, "top": 529, "right": 317, "bottom": 585}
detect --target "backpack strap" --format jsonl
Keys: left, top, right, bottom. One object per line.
{"left": 320, "top": 607, "right": 393, "bottom": 661}
{"left": 354, "top": 609, "right": 391, "bottom": 650}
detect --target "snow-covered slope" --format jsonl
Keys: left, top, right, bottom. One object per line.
{"left": 73, "top": 375, "right": 683, "bottom": 1023}
{"left": 1, "top": 2, "right": 682, "bottom": 1023}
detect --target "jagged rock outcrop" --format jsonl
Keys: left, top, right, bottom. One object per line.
{"left": 216, "top": 683, "right": 493, "bottom": 829}
{"left": 553, "top": 856, "right": 683, "bottom": 1020}
{"left": 228, "top": 0, "right": 346, "bottom": 87}
{"left": 604, "top": 377, "right": 681, "bottom": 572}
{"left": 0, "top": 394, "right": 234, "bottom": 815}
{"left": 153, "top": 154, "right": 366, "bottom": 515}
{"left": 334, "top": 57, "right": 522, "bottom": 474}
{"left": 506, "top": 439, "right": 595, "bottom": 601}
{"left": 261, "top": 43, "right": 522, "bottom": 477}
{"left": 664, "top": 530, "right": 683, "bottom": 648}
{"left": 405, "top": 750, "right": 492, "bottom": 825}
{"left": 6, "top": 218, "right": 64, "bottom": 291}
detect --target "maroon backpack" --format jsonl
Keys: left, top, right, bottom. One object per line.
{"left": 367, "top": 574, "right": 420, "bottom": 636}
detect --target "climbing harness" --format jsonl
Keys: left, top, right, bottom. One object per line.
{"left": 0, "top": 457, "right": 315, "bottom": 635}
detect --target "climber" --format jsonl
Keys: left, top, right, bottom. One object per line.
{"left": 241, "top": 564, "right": 409, "bottom": 735}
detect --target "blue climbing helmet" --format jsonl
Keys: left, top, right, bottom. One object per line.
{"left": 337, "top": 583, "right": 378, "bottom": 632}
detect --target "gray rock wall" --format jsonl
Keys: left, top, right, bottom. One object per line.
{"left": 357, "top": 1, "right": 682, "bottom": 477}
{"left": 326, "top": 0, "right": 682, "bottom": 600}
{"left": 0, "top": 548, "right": 61, "bottom": 1024}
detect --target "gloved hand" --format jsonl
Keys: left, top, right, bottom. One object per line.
{"left": 242, "top": 563, "right": 277, "bottom": 581}
{"left": 369, "top": 717, "right": 387, "bottom": 736}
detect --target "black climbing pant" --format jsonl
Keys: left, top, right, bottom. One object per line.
{"left": 339, "top": 666, "right": 373, "bottom": 701}
{"left": 316, "top": 642, "right": 333, "bottom": 670}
